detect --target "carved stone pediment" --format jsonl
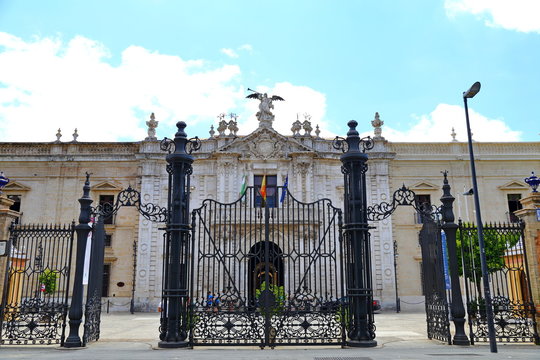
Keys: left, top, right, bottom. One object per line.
{"left": 217, "top": 127, "right": 315, "bottom": 160}
{"left": 91, "top": 181, "right": 124, "bottom": 192}
{"left": 410, "top": 181, "right": 439, "bottom": 191}
{"left": 498, "top": 181, "right": 529, "bottom": 190}
{"left": 2, "top": 181, "right": 31, "bottom": 192}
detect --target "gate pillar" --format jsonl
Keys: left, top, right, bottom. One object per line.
{"left": 158, "top": 121, "right": 193, "bottom": 348}
{"left": 337, "top": 120, "right": 376, "bottom": 347}
{"left": 515, "top": 191, "right": 540, "bottom": 341}
{"left": 0, "top": 195, "right": 19, "bottom": 299}
{"left": 65, "top": 173, "right": 93, "bottom": 348}
{"left": 440, "top": 171, "right": 469, "bottom": 345}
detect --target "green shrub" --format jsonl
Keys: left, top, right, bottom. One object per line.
{"left": 255, "top": 281, "right": 286, "bottom": 316}
{"left": 38, "top": 270, "right": 58, "bottom": 294}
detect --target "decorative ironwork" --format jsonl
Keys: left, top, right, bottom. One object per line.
{"left": 419, "top": 219, "right": 451, "bottom": 344}
{"left": 186, "top": 137, "right": 201, "bottom": 154}
{"left": 82, "top": 290, "right": 102, "bottom": 345}
{"left": 339, "top": 120, "right": 376, "bottom": 347}
{"left": 459, "top": 221, "right": 539, "bottom": 344}
{"left": 425, "top": 293, "right": 451, "bottom": 343}
{"left": 81, "top": 218, "right": 106, "bottom": 346}
{"left": 332, "top": 136, "right": 348, "bottom": 153}
{"left": 159, "top": 121, "right": 194, "bottom": 348}
{"left": 333, "top": 135, "right": 373, "bottom": 154}
{"left": 160, "top": 137, "right": 175, "bottom": 153}
{"left": 189, "top": 186, "right": 345, "bottom": 347}
{"left": 367, "top": 184, "right": 440, "bottom": 222}
{"left": 92, "top": 185, "right": 168, "bottom": 223}
{"left": 0, "top": 223, "right": 75, "bottom": 345}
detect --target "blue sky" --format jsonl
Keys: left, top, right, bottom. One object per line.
{"left": 0, "top": 0, "right": 538, "bottom": 142}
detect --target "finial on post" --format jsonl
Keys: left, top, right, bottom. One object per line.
{"left": 525, "top": 172, "right": 539, "bottom": 192}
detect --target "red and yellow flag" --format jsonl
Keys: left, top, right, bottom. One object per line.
{"left": 260, "top": 175, "right": 267, "bottom": 201}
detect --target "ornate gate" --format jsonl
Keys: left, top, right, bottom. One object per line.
{"left": 0, "top": 223, "right": 75, "bottom": 345}
{"left": 418, "top": 218, "right": 451, "bottom": 344}
{"left": 459, "top": 221, "right": 539, "bottom": 343}
{"left": 189, "top": 186, "right": 345, "bottom": 347}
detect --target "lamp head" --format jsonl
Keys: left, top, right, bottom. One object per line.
{"left": 463, "top": 81, "right": 481, "bottom": 99}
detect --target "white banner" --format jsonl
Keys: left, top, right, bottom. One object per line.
{"left": 82, "top": 223, "right": 93, "bottom": 285}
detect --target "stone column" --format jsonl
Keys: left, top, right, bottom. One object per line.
{"left": 515, "top": 192, "right": 540, "bottom": 335}
{"left": 0, "top": 196, "right": 19, "bottom": 298}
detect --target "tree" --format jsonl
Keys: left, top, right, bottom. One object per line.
{"left": 456, "top": 223, "right": 520, "bottom": 298}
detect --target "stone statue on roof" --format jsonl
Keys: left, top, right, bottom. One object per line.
{"left": 246, "top": 88, "right": 284, "bottom": 128}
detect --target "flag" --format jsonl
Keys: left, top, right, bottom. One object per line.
{"left": 260, "top": 175, "right": 267, "bottom": 201}
{"left": 239, "top": 175, "right": 247, "bottom": 197}
{"left": 280, "top": 174, "right": 288, "bottom": 203}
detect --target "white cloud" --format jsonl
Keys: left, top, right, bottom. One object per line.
{"left": 0, "top": 33, "right": 332, "bottom": 142}
{"left": 366, "top": 104, "right": 521, "bottom": 142}
{"left": 0, "top": 33, "right": 245, "bottom": 141}
{"left": 220, "top": 48, "right": 239, "bottom": 58}
{"left": 445, "top": 0, "right": 540, "bottom": 33}
{"left": 239, "top": 44, "right": 253, "bottom": 52}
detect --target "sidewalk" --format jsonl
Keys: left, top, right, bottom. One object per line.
{"left": 0, "top": 311, "right": 538, "bottom": 359}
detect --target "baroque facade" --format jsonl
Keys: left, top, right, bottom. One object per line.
{"left": 0, "top": 109, "right": 538, "bottom": 312}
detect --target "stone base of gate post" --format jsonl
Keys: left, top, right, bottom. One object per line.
{"left": 346, "top": 339, "right": 377, "bottom": 348}
{"left": 157, "top": 341, "right": 190, "bottom": 348}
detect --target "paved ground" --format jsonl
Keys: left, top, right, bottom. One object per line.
{"left": 0, "top": 311, "right": 538, "bottom": 359}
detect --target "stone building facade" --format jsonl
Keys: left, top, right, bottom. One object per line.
{"left": 0, "top": 111, "right": 538, "bottom": 312}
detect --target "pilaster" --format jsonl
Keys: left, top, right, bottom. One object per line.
{"left": 515, "top": 192, "right": 540, "bottom": 326}
{"left": 0, "top": 196, "right": 19, "bottom": 298}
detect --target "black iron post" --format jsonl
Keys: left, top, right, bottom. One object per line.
{"left": 64, "top": 173, "right": 93, "bottom": 348}
{"left": 463, "top": 82, "right": 497, "bottom": 353}
{"left": 158, "top": 121, "right": 193, "bottom": 348}
{"left": 339, "top": 120, "right": 376, "bottom": 347}
{"left": 130, "top": 239, "right": 137, "bottom": 314}
{"left": 440, "top": 171, "right": 470, "bottom": 345}
{"left": 393, "top": 240, "right": 400, "bottom": 313}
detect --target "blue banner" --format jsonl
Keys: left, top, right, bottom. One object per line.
{"left": 440, "top": 230, "right": 451, "bottom": 290}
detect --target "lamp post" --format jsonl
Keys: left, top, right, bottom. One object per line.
{"left": 462, "top": 81, "right": 497, "bottom": 353}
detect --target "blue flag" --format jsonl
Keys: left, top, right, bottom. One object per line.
{"left": 280, "top": 174, "right": 289, "bottom": 203}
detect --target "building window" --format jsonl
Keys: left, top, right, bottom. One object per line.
{"left": 7, "top": 195, "right": 21, "bottom": 224}
{"left": 104, "top": 234, "right": 112, "bottom": 247}
{"left": 102, "top": 264, "right": 111, "bottom": 297}
{"left": 254, "top": 175, "right": 278, "bottom": 208}
{"left": 507, "top": 194, "right": 522, "bottom": 223}
{"left": 99, "top": 195, "right": 115, "bottom": 224}
{"left": 415, "top": 194, "right": 431, "bottom": 224}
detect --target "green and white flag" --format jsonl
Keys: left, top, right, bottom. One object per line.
{"left": 239, "top": 174, "right": 247, "bottom": 197}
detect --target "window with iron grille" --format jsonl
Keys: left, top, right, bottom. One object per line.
{"left": 254, "top": 175, "right": 278, "bottom": 208}
{"left": 7, "top": 194, "right": 21, "bottom": 223}
{"left": 104, "top": 234, "right": 112, "bottom": 247}
{"left": 507, "top": 194, "right": 522, "bottom": 223}
{"left": 102, "top": 264, "right": 111, "bottom": 297}
{"left": 99, "top": 195, "right": 114, "bottom": 224}
{"left": 415, "top": 194, "right": 431, "bottom": 224}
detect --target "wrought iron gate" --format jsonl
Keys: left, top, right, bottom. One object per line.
{"left": 459, "top": 221, "right": 539, "bottom": 344}
{"left": 189, "top": 186, "right": 345, "bottom": 347}
{"left": 419, "top": 218, "right": 451, "bottom": 344}
{"left": 0, "top": 223, "right": 75, "bottom": 345}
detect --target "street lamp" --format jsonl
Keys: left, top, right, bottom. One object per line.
{"left": 462, "top": 81, "right": 497, "bottom": 353}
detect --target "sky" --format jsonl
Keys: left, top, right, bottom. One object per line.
{"left": 0, "top": 0, "right": 539, "bottom": 143}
